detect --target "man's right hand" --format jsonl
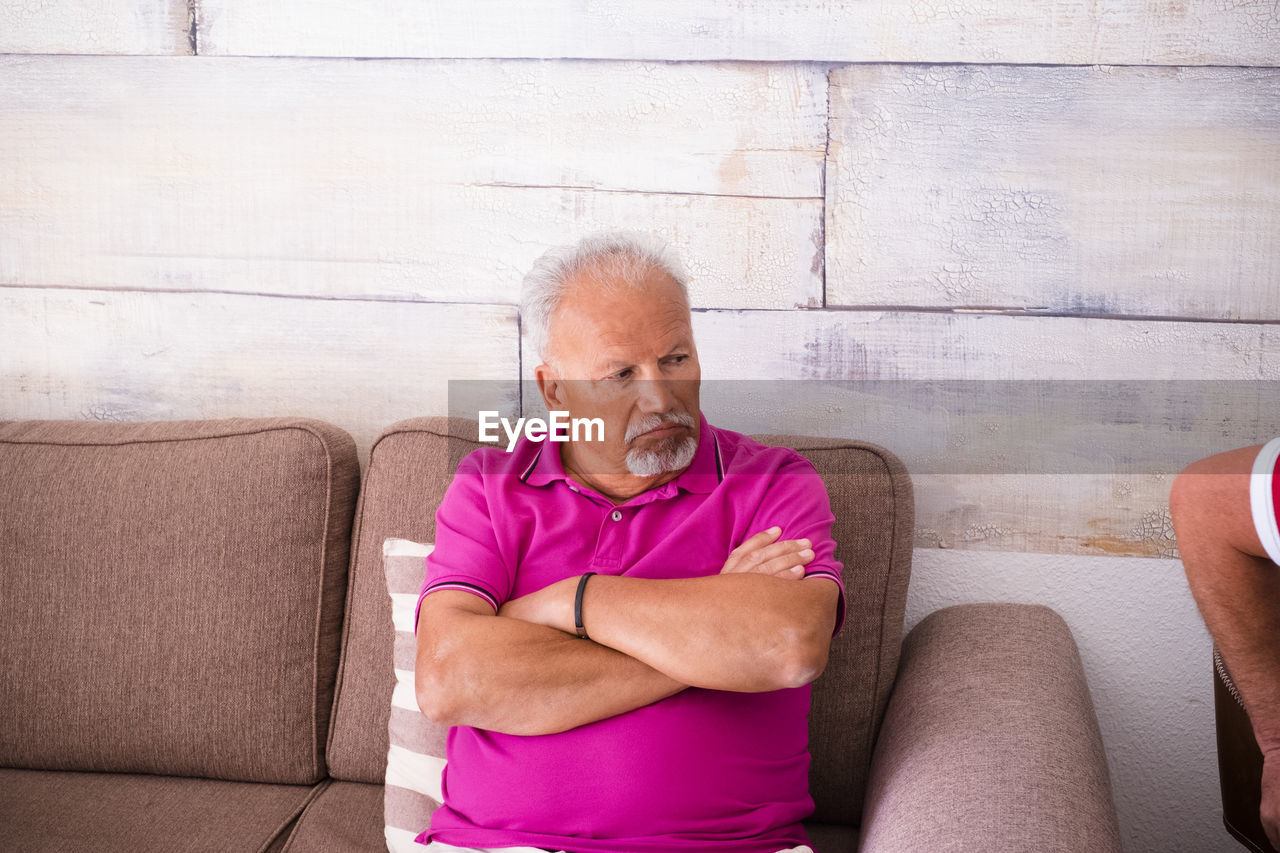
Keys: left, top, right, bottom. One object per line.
{"left": 719, "top": 526, "right": 815, "bottom": 577}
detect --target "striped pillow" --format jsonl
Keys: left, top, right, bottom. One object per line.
{"left": 383, "top": 537, "right": 449, "bottom": 853}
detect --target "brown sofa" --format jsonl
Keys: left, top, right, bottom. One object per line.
{"left": 0, "top": 415, "right": 1122, "bottom": 852}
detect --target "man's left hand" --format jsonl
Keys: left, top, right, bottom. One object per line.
{"left": 720, "top": 526, "right": 816, "bottom": 577}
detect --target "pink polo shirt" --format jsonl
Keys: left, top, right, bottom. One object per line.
{"left": 414, "top": 412, "right": 846, "bottom": 853}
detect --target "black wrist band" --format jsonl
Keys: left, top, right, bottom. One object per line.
{"left": 574, "top": 572, "right": 596, "bottom": 639}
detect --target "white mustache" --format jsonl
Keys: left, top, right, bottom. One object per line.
{"left": 624, "top": 410, "right": 695, "bottom": 443}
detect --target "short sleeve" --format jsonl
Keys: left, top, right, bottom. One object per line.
{"left": 1251, "top": 436, "right": 1280, "bottom": 567}
{"left": 747, "top": 451, "right": 846, "bottom": 637}
{"left": 413, "top": 452, "right": 512, "bottom": 634}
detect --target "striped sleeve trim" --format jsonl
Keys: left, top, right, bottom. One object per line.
{"left": 803, "top": 569, "right": 846, "bottom": 637}
{"left": 420, "top": 579, "right": 501, "bottom": 613}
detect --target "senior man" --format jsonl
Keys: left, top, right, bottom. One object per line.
{"left": 412, "top": 231, "right": 845, "bottom": 853}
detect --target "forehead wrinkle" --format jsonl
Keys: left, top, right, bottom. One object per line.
{"left": 591, "top": 318, "right": 693, "bottom": 363}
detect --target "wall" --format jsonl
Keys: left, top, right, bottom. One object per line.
{"left": 2, "top": 3, "right": 1278, "bottom": 850}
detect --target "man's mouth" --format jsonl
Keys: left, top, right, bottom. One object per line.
{"left": 639, "top": 422, "right": 687, "bottom": 439}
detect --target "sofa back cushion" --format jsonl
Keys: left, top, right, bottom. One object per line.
{"left": 0, "top": 417, "right": 359, "bottom": 784}
{"left": 326, "top": 417, "right": 913, "bottom": 827}
{"left": 753, "top": 431, "right": 914, "bottom": 824}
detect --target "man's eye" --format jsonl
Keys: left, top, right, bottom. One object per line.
{"left": 612, "top": 369, "right": 632, "bottom": 380}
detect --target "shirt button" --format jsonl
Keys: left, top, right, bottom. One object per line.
{"left": 610, "top": 510, "right": 622, "bottom": 522}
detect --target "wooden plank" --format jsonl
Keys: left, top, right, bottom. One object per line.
{"left": 0, "top": 286, "right": 519, "bottom": 472}
{"left": 197, "top": 0, "right": 1280, "bottom": 66}
{"left": 0, "top": 56, "right": 823, "bottom": 309}
{"left": 525, "top": 310, "right": 1279, "bottom": 557}
{"left": 827, "top": 65, "right": 1280, "bottom": 321}
{"left": 0, "top": 0, "right": 191, "bottom": 54}
{"left": 691, "top": 310, "right": 1279, "bottom": 381}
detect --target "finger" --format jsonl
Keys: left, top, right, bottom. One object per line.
{"left": 738, "top": 538, "right": 812, "bottom": 568}
{"left": 764, "top": 549, "right": 815, "bottom": 576}
{"left": 733, "top": 526, "right": 782, "bottom": 554}
{"left": 723, "top": 526, "right": 783, "bottom": 572}
{"left": 745, "top": 547, "right": 816, "bottom": 577}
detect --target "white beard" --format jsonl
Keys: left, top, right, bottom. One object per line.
{"left": 625, "top": 433, "right": 698, "bottom": 477}
{"left": 623, "top": 410, "right": 699, "bottom": 476}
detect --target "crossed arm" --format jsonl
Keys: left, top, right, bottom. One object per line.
{"left": 414, "top": 527, "right": 840, "bottom": 736}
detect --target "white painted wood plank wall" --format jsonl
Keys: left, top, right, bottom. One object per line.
{"left": 2, "top": 2, "right": 1277, "bottom": 565}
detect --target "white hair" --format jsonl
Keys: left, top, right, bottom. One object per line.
{"left": 520, "top": 230, "right": 691, "bottom": 368}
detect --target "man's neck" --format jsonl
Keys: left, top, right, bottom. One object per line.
{"left": 560, "top": 443, "right": 685, "bottom": 505}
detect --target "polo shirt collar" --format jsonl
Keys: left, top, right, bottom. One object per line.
{"left": 520, "top": 410, "right": 723, "bottom": 495}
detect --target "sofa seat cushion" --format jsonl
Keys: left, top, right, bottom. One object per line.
{"left": 280, "top": 779, "right": 384, "bottom": 853}
{"left": 0, "top": 767, "right": 321, "bottom": 852}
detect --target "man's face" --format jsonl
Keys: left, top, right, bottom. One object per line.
{"left": 538, "top": 266, "right": 701, "bottom": 481}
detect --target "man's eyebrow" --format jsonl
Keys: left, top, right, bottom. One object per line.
{"left": 662, "top": 335, "right": 694, "bottom": 353}
{"left": 598, "top": 340, "right": 693, "bottom": 371}
{"left": 603, "top": 348, "right": 688, "bottom": 368}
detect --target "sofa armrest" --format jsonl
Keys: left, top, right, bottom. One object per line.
{"left": 857, "top": 602, "right": 1122, "bottom": 853}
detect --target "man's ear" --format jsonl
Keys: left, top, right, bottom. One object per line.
{"left": 534, "top": 363, "right": 566, "bottom": 410}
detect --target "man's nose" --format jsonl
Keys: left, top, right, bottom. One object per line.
{"left": 635, "top": 376, "right": 678, "bottom": 414}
